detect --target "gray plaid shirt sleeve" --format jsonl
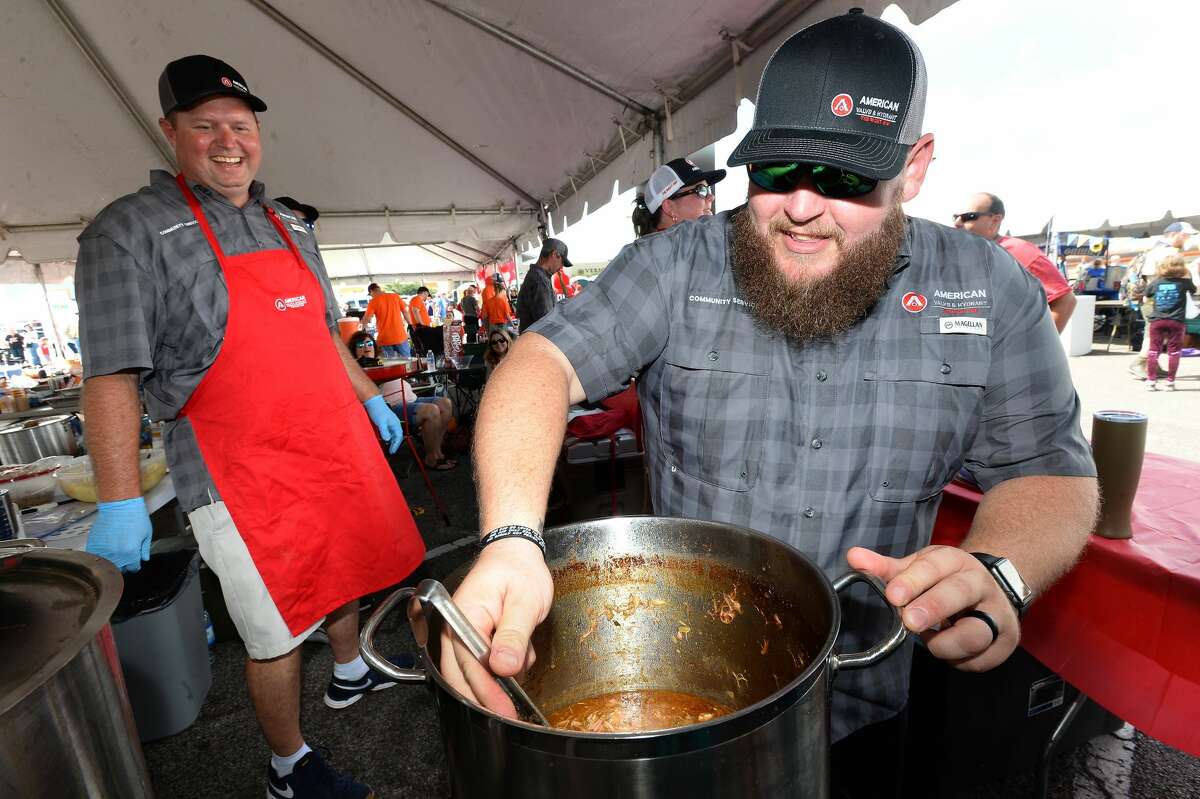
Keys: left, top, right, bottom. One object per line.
{"left": 529, "top": 237, "right": 673, "bottom": 401}
{"left": 75, "top": 232, "right": 158, "bottom": 378}
{"left": 964, "top": 246, "right": 1096, "bottom": 488}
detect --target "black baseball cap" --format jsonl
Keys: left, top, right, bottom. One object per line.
{"left": 644, "top": 158, "right": 727, "bottom": 213}
{"left": 727, "top": 8, "right": 926, "bottom": 180}
{"left": 275, "top": 196, "right": 320, "bottom": 222}
{"left": 539, "top": 238, "right": 572, "bottom": 268}
{"left": 158, "top": 54, "right": 268, "bottom": 116}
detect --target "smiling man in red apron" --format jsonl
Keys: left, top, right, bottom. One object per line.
{"left": 75, "top": 55, "right": 424, "bottom": 799}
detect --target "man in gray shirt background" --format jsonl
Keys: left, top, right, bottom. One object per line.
{"left": 447, "top": 10, "right": 1098, "bottom": 798}
{"left": 516, "top": 237, "right": 570, "bottom": 332}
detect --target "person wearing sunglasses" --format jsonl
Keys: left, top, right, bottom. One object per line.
{"left": 483, "top": 327, "right": 513, "bottom": 376}
{"left": 347, "top": 331, "right": 383, "bottom": 369}
{"left": 953, "top": 193, "right": 1076, "bottom": 332}
{"left": 632, "top": 157, "right": 727, "bottom": 237}
{"left": 453, "top": 11, "right": 1097, "bottom": 796}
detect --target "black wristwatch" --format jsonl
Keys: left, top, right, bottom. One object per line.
{"left": 971, "top": 552, "right": 1034, "bottom": 617}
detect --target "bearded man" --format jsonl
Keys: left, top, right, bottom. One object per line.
{"left": 450, "top": 10, "right": 1097, "bottom": 797}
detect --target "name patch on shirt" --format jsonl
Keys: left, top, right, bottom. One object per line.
{"left": 688, "top": 294, "right": 754, "bottom": 309}
{"left": 158, "top": 219, "right": 199, "bottom": 236}
{"left": 939, "top": 317, "right": 988, "bottom": 335}
{"left": 289, "top": 223, "right": 308, "bottom": 235}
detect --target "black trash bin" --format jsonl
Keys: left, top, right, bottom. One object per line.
{"left": 112, "top": 547, "right": 212, "bottom": 742}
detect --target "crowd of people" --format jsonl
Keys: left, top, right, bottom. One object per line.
{"left": 4, "top": 323, "right": 77, "bottom": 367}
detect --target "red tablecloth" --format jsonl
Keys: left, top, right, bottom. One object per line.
{"left": 362, "top": 362, "right": 417, "bottom": 383}
{"left": 932, "top": 453, "right": 1200, "bottom": 757}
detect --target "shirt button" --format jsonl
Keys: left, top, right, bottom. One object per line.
{"left": 940, "top": 363, "right": 952, "bottom": 375}
{"left": 816, "top": 370, "right": 828, "bottom": 382}
{"left": 707, "top": 350, "right": 719, "bottom": 362}
{"left": 810, "top": 438, "right": 822, "bottom": 449}
{"left": 881, "top": 480, "right": 890, "bottom": 488}
{"left": 803, "top": 507, "right": 815, "bottom": 518}
{"left": 670, "top": 465, "right": 677, "bottom": 473}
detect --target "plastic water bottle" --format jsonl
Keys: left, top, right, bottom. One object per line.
{"left": 426, "top": 352, "right": 436, "bottom": 372}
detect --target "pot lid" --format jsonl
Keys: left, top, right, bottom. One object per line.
{"left": 0, "top": 547, "right": 122, "bottom": 716}
{"left": 0, "top": 415, "right": 74, "bottom": 435}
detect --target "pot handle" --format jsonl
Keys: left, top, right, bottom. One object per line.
{"left": 827, "top": 570, "right": 908, "bottom": 673}
{"left": 359, "top": 587, "right": 427, "bottom": 683}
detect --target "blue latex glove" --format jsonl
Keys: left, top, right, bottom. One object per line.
{"left": 85, "top": 497, "right": 152, "bottom": 573}
{"left": 364, "top": 394, "right": 405, "bottom": 454}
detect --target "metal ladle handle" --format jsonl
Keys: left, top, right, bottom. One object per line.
{"left": 358, "top": 579, "right": 550, "bottom": 726}
{"left": 412, "top": 579, "right": 550, "bottom": 727}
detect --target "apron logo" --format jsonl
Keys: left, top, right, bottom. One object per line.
{"left": 901, "top": 292, "right": 927, "bottom": 313}
{"left": 831, "top": 93, "right": 854, "bottom": 117}
{"left": 274, "top": 295, "right": 308, "bottom": 311}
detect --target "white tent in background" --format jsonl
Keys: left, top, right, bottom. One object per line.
{"left": 2, "top": 0, "right": 958, "bottom": 274}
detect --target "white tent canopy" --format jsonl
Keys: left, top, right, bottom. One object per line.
{"left": 2, "top": 0, "right": 955, "bottom": 267}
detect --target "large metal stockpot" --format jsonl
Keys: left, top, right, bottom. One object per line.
{"left": 362, "top": 517, "right": 905, "bottom": 799}
{"left": 0, "top": 542, "right": 154, "bottom": 798}
{"left": 0, "top": 414, "right": 80, "bottom": 465}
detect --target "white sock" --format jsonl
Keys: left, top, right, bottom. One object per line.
{"left": 333, "top": 655, "right": 369, "bottom": 681}
{"left": 271, "top": 742, "right": 311, "bottom": 777}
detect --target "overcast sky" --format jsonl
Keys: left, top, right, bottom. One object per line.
{"left": 549, "top": 0, "right": 1199, "bottom": 263}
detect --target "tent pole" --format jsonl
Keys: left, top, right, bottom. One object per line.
{"left": 33, "top": 264, "right": 68, "bottom": 364}
{"left": 42, "top": 0, "right": 176, "bottom": 171}
{"left": 424, "top": 0, "right": 655, "bottom": 117}
{"left": 243, "top": 0, "right": 539, "bottom": 207}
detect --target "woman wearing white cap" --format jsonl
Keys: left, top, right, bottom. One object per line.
{"left": 632, "top": 157, "right": 726, "bottom": 237}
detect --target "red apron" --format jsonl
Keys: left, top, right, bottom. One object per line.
{"left": 176, "top": 175, "right": 424, "bottom": 634}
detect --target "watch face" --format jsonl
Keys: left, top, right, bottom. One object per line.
{"left": 995, "top": 559, "right": 1034, "bottom": 605}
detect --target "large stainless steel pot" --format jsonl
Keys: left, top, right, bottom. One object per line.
{"left": 0, "top": 414, "right": 80, "bottom": 465}
{"left": 0, "top": 542, "right": 154, "bottom": 798}
{"left": 362, "top": 516, "right": 905, "bottom": 798}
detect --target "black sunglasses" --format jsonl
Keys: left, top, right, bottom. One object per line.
{"left": 747, "top": 162, "right": 878, "bottom": 198}
{"left": 672, "top": 184, "right": 712, "bottom": 201}
{"left": 952, "top": 211, "right": 992, "bottom": 223}
{"left": 490, "top": 338, "right": 508, "bottom": 345}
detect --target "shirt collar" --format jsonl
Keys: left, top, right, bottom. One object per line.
{"left": 150, "top": 169, "right": 266, "bottom": 207}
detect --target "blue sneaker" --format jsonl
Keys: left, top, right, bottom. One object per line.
{"left": 266, "top": 748, "right": 374, "bottom": 799}
{"left": 322, "top": 654, "right": 416, "bottom": 709}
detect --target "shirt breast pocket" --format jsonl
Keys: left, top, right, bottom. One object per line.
{"left": 659, "top": 350, "right": 768, "bottom": 492}
{"left": 864, "top": 334, "right": 990, "bottom": 502}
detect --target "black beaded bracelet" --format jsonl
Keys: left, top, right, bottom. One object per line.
{"left": 479, "top": 525, "right": 546, "bottom": 556}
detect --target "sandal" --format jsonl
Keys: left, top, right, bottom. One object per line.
{"left": 427, "top": 458, "right": 457, "bottom": 471}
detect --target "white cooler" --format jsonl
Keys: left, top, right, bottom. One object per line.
{"left": 1060, "top": 294, "right": 1095, "bottom": 357}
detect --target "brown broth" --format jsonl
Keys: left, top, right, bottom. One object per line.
{"left": 548, "top": 689, "right": 732, "bottom": 733}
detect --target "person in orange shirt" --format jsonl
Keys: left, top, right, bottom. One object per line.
{"left": 408, "top": 286, "right": 439, "bottom": 356}
{"left": 361, "top": 282, "right": 411, "bottom": 358}
{"left": 483, "top": 281, "right": 515, "bottom": 334}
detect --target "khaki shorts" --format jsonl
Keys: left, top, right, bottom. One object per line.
{"left": 188, "top": 501, "right": 323, "bottom": 660}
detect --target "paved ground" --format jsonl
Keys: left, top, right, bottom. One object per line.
{"left": 141, "top": 346, "right": 1200, "bottom": 798}
{"left": 1066, "top": 340, "right": 1200, "bottom": 462}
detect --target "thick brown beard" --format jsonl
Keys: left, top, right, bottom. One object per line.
{"left": 729, "top": 201, "right": 907, "bottom": 343}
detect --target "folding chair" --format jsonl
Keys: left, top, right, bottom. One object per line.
{"left": 386, "top": 393, "right": 451, "bottom": 526}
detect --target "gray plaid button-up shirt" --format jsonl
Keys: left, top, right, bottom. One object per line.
{"left": 531, "top": 209, "right": 1095, "bottom": 741}
{"left": 75, "top": 170, "right": 340, "bottom": 513}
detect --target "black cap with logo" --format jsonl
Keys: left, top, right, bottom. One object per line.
{"left": 158, "top": 54, "right": 268, "bottom": 116}
{"left": 539, "top": 238, "right": 572, "bottom": 268}
{"left": 727, "top": 9, "right": 927, "bottom": 180}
